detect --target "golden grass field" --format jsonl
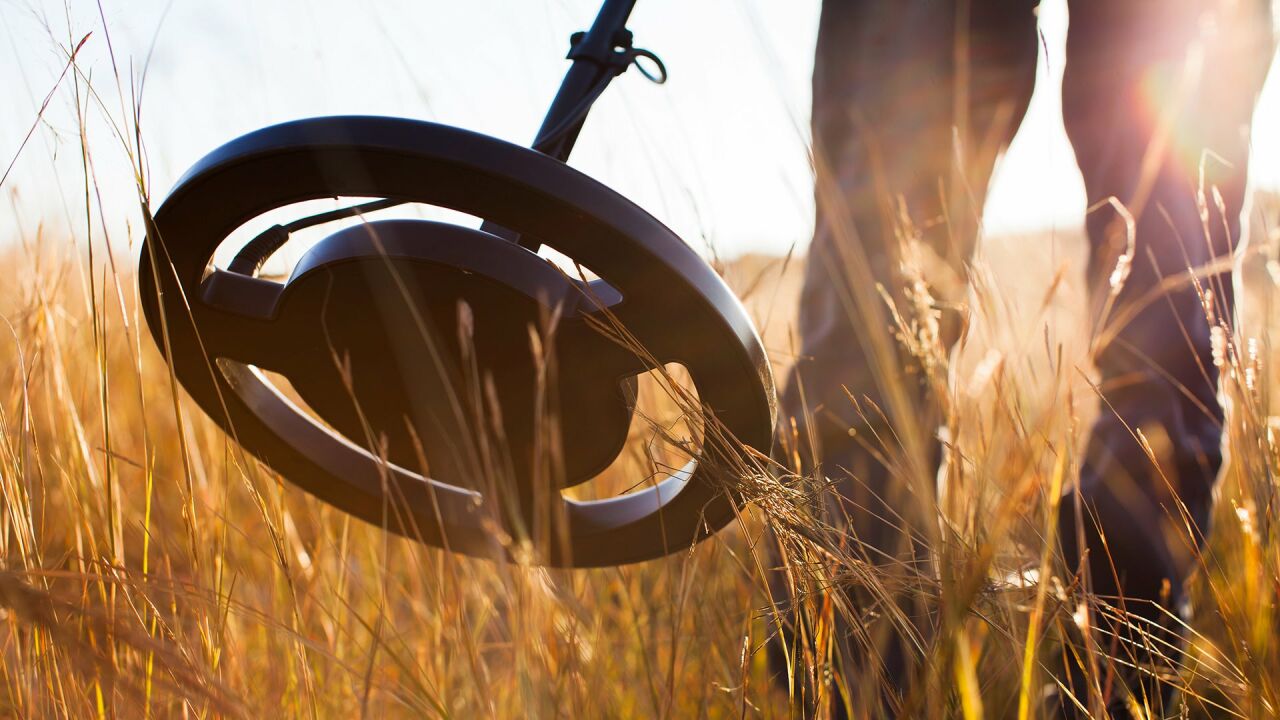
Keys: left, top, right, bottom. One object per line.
{"left": 0, "top": 182, "right": 1278, "bottom": 719}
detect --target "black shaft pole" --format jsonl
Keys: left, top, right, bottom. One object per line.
{"left": 481, "top": 0, "right": 637, "bottom": 247}
{"left": 532, "top": 0, "right": 637, "bottom": 161}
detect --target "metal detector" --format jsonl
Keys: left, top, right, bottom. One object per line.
{"left": 139, "top": 0, "right": 776, "bottom": 567}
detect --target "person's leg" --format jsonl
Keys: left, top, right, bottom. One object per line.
{"left": 1060, "top": 0, "right": 1273, "bottom": 714}
{"left": 771, "top": 0, "right": 1040, "bottom": 713}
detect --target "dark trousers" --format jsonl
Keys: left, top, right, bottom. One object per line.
{"left": 778, "top": 0, "right": 1273, "bottom": 713}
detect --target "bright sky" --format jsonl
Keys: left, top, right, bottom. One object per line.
{"left": 2, "top": 0, "right": 1279, "bottom": 258}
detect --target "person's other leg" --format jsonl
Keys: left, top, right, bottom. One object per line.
{"left": 1060, "top": 0, "right": 1273, "bottom": 714}
{"left": 771, "top": 0, "right": 1040, "bottom": 713}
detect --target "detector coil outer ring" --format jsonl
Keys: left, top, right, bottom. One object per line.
{"left": 139, "top": 116, "right": 775, "bottom": 567}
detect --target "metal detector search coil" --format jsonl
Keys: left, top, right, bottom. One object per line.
{"left": 138, "top": 0, "right": 775, "bottom": 568}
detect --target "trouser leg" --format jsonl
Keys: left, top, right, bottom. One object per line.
{"left": 1059, "top": 0, "right": 1273, "bottom": 713}
{"left": 770, "top": 0, "right": 1040, "bottom": 713}
{"left": 787, "top": 0, "right": 1041, "bottom": 560}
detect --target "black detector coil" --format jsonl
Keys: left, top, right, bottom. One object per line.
{"left": 139, "top": 115, "right": 776, "bottom": 567}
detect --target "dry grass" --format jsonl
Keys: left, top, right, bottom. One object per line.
{"left": 0, "top": 205, "right": 1277, "bottom": 717}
